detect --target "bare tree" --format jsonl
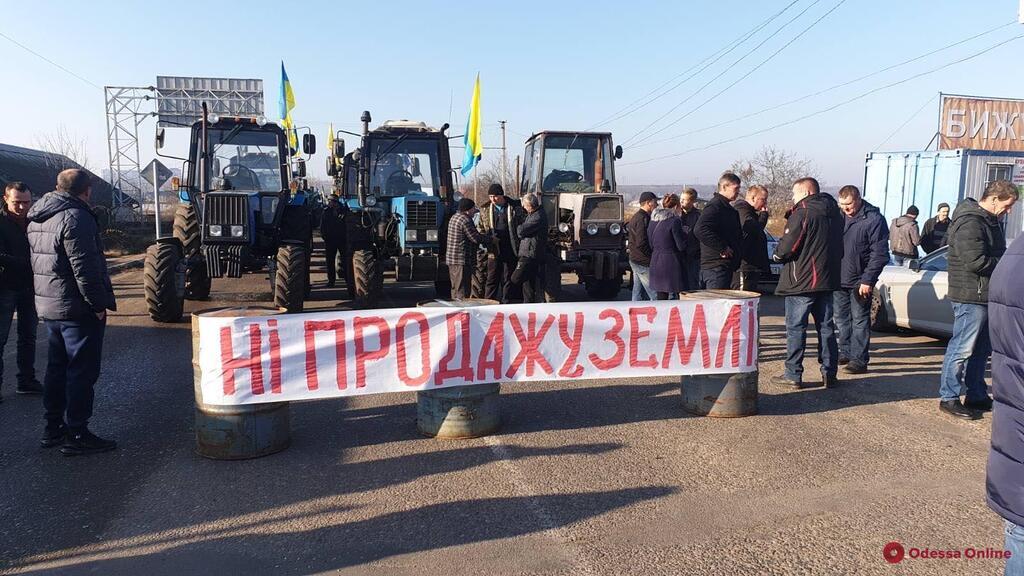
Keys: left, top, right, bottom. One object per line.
{"left": 458, "top": 158, "right": 518, "bottom": 206}
{"left": 35, "top": 125, "right": 91, "bottom": 171}
{"left": 731, "top": 146, "right": 819, "bottom": 235}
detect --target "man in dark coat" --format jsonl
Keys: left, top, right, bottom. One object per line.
{"left": 695, "top": 173, "right": 742, "bottom": 289}
{"left": 679, "top": 187, "right": 702, "bottom": 291}
{"left": 986, "top": 232, "right": 1024, "bottom": 574}
{"left": 890, "top": 206, "right": 921, "bottom": 265}
{"left": 510, "top": 193, "right": 548, "bottom": 303}
{"left": 627, "top": 191, "right": 658, "bottom": 301}
{"left": 445, "top": 198, "right": 493, "bottom": 300}
{"left": 771, "top": 177, "right": 844, "bottom": 389}
{"left": 0, "top": 182, "right": 41, "bottom": 401}
{"left": 27, "top": 169, "right": 117, "bottom": 455}
{"left": 477, "top": 183, "right": 525, "bottom": 303}
{"left": 938, "top": 181, "right": 1018, "bottom": 420}
{"left": 920, "top": 202, "right": 950, "bottom": 254}
{"left": 833, "top": 185, "right": 889, "bottom": 375}
{"left": 319, "top": 195, "right": 346, "bottom": 288}
{"left": 731, "top": 184, "right": 770, "bottom": 292}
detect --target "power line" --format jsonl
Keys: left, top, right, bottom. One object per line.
{"left": 0, "top": 29, "right": 100, "bottom": 89}
{"left": 587, "top": 0, "right": 800, "bottom": 130}
{"left": 631, "top": 19, "right": 1015, "bottom": 149}
{"left": 628, "top": 0, "right": 847, "bottom": 147}
{"left": 620, "top": 33, "right": 1024, "bottom": 167}
{"left": 622, "top": 0, "right": 828, "bottom": 146}
{"left": 875, "top": 92, "right": 938, "bottom": 150}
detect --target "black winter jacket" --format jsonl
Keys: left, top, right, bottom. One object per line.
{"left": 27, "top": 191, "right": 116, "bottom": 320}
{"left": 733, "top": 199, "right": 769, "bottom": 274}
{"left": 0, "top": 209, "right": 33, "bottom": 292}
{"left": 627, "top": 209, "right": 652, "bottom": 266}
{"left": 680, "top": 207, "right": 701, "bottom": 260}
{"left": 516, "top": 209, "right": 548, "bottom": 261}
{"left": 946, "top": 198, "right": 1006, "bottom": 305}
{"left": 694, "top": 193, "right": 741, "bottom": 271}
{"left": 920, "top": 216, "right": 949, "bottom": 254}
{"left": 773, "top": 192, "right": 844, "bottom": 296}
{"left": 319, "top": 202, "right": 346, "bottom": 245}
{"left": 839, "top": 201, "right": 889, "bottom": 289}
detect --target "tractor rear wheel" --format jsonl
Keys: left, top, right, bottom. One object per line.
{"left": 471, "top": 251, "right": 488, "bottom": 299}
{"left": 144, "top": 242, "right": 184, "bottom": 322}
{"left": 274, "top": 244, "right": 307, "bottom": 312}
{"left": 352, "top": 249, "right": 379, "bottom": 308}
{"left": 173, "top": 204, "right": 200, "bottom": 256}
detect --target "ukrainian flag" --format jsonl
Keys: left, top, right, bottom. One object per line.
{"left": 461, "top": 74, "right": 482, "bottom": 176}
{"left": 279, "top": 61, "right": 298, "bottom": 154}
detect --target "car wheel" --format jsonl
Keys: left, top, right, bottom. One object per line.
{"left": 870, "top": 290, "right": 894, "bottom": 332}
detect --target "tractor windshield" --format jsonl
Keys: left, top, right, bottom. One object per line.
{"left": 541, "top": 135, "right": 612, "bottom": 194}
{"left": 206, "top": 127, "right": 285, "bottom": 193}
{"left": 368, "top": 136, "right": 441, "bottom": 197}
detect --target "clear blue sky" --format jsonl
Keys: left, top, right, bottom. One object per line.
{"left": 2, "top": 0, "right": 1023, "bottom": 188}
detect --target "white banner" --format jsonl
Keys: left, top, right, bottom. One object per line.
{"left": 196, "top": 298, "right": 759, "bottom": 405}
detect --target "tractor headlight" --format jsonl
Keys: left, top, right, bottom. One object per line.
{"left": 426, "top": 229, "right": 439, "bottom": 242}
{"left": 609, "top": 223, "right": 622, "bottom": 235}
{"left": 255, "top": 115, "right": 268, "bottom": 126}
{"left": 405, "top": 229, "right": 417, "bottom": 242}
{"left": 558, "top": 222, "right": 570, "bottom": 233}
{"left": 208, "top": 225, "right": 222, "bottom": 236}
{"left": 207, "top": 113, "right": 220, "bottom": 124}
{"left": 230, "top": 225, "right": 244, "bottom": 238}
{"left": 365, "top": 195, "right": 377, "bottom": 207}
{"left": 586, "top": 223, "right": 599, "bottom": 236}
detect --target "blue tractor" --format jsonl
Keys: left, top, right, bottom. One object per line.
{"left": 326, "top": 111, "right": 454, "bottom": 307}
{"left": 144, "top": 106, "right": 316, "bottom": 322}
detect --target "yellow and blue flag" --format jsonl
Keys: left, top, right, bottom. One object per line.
{"left": 461, "top": 74, "right": 482, "bottom": 176}
{"left": 279, "top": 61, "right": 298, "bottom": 154}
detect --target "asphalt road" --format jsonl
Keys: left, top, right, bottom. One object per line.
{"left": 0, "top": 251, "right": 1007, "bottom": 575}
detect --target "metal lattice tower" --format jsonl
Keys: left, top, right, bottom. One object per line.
{"left": 104, "top": 86, "right": 154, "bottom": 221}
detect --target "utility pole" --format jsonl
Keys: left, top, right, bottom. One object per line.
{"left": 499, "top": 120, "right": 508, "bottom": 193}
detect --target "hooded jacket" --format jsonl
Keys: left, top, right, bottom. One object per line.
{"left": 889, "top": 215, "right": 920, "bottom": 258}
{"left": 773, "top": 192, "right": 844, "bottom": 296}
{"left": 733, "top": 199, "right": 770, "bottom": 274}
{"left": 27, "top": 191, "right": 116, "bottom": 320}
{"left": 839, "top": 200, "right": 889, "bottom": 289}
{"left": 986, "top": 233, "right": 1024, "bottom": 528}
{"left": 946, "top": 197, "right": 1006, "bottom": 305}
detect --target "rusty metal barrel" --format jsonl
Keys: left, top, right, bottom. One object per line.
{"left": 192, "top": 306, "right": 291, "bottom": 459}
{"left": 415, "top": 298, "right": 501, "bottom": 438}
{"left": 678, "top": 290, "right": 760, "bottom": 417}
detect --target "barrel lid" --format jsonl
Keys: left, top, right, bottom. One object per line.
{"left": 193, "top": 306, "right": 285, "bottom": 318}
{"left": 678, "top": 289, "right": 760, "bottom": 300}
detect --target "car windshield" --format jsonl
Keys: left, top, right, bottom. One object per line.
{"left": 920, "top": 248, "right": 948, "bottom": 272}
{"left": 206, "top": 127, "right": 283, "bottom": 192}
{"left": 541, "top": 135, "right": 611, "bottom": 194}
{"left": 368, "top": 137, "right": 441, "bottom": 197}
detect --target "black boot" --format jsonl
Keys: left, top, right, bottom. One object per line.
{"left": 16, "top": 379, "right": 43, "bottom": 395}
{"left": 61, "top": 429, "right": 117, "bottom": 456}
{"left": 938, "top": 400, "right": 982, "bottom": 420}
{"left": 964, "top": 396, "right": 994, "bottom": 412}
{"left": 41, "top": 424, "right": 67, "bottom": 448}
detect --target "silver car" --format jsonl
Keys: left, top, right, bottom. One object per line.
{"left": 871, "top": 247, "right": 952, "bottom": 338}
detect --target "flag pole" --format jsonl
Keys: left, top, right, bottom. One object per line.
{"left": 473, "top": 162, "right": 478, "bottom": 201}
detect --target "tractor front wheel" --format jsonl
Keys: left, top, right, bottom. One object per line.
{"left": 274, "top": 244, "right": 308, "bottom": 312}
{"left": 352, "top": 249, "right": 380, "bottom": 308}
{"left": 173, "top": 204, "right": 200, "bottom": 256}
{"left": 144, "top": 242, "right": 184, "bottom": 322}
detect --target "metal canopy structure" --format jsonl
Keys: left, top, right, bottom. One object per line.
{"left": 155, "top": 76, "right": 264, "bottom": 126}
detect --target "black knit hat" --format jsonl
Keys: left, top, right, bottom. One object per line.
{"left": 907, "top": 205, "right": 919, "bottom": 217}
{"left": 487, "top": 183, "right": 505, "bottom": 197}
{"left": 458, "top": 198, "right": 476, "bottom": 212}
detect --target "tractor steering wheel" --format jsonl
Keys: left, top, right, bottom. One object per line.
{"left": 222, "top": 164, "right": 260, "bottom": 189}
{"left": 385, "top": 170, "right": 415, "bottom": 196}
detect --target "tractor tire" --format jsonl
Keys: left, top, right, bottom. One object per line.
{"left": 274, "top": 244, "right": 308, "bottom": 313}
{"left": 352, "top": 249, "right": 379, "bottom": 308}
{"left": 543, "top": 253, "right": 562, "bottom": 303}
{"left": 585, "top": 277, "right": 623, "bottom": 301}
{"left": 184, "top": 254, "right": 211, "bottom": 300}
{"left": 173, "top": 204, "right": 201, "bottom": 256}
{"left": 144, "top": 242, "right": 184, "bottom": 323}
{"left": 471, "top": 251, "right": 488, "bottom": 299}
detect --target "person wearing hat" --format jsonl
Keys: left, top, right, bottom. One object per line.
{"left": 920, "top": 202, "right": 951, "bottom": 254}
{"left": 477, "top": 183, "right": 525, "bottom": 302}
{"left": 319, "top": 195, "right": 347, "bottom": 289}
{"left": 445, "top": 198, "right": 494, "bottom": 300}
{"left": 627, "top": 191, "right": 659, "bottom": 301}
{"left": 890, "top": 205, "right": 921, "bottom": 265}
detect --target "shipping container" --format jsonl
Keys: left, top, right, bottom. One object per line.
{"left": 862, "top": 149, "right": 1024, "bottom": 242}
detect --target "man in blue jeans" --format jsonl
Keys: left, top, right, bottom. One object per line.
{"left": 986, "top": 228, "right": 1024, "bottom": 576}
{"left": 0, "top": 182, "right": 41, "bottom": 401}
{"left": 27, "top": 169, "right": 117, "bottom": 455}
{"left": 939, "top": 181, "right": 1018, "bottom": 420}
{"left": 833, "top": 185, "right": 889, "bottom": 375}
{"left": 627, "top": 191, "right": 658, "bottom": 301}
{"left": 771, "top": 177, "right": 844, "bottom": 389}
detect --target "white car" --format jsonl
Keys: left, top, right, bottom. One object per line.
{"left": 871, "top": 247, "right": 952, "bottom": 338}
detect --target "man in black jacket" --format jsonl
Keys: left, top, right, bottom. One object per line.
{"left": 511, "top": 193, "right": 548, "bottom": 303}
{"left": 731, "top": 184, "right": 769, "bottom": 292}
{"left": 319, "top": 195, "right": 346, "bottom": 288}
{"left": 938, "top": 181, "right": 1018, "bottom": 420}
{"left": 920, "top": 202, "right": 950, "bottom": 254}
{"left": 27, "top": 169, "right": 117, "bottom": 455}
{"left": 478, "top": 183, "right": 525, "bottom": 303}
{"left": 833, "top": 185, "right": 889, "bottom": 375}
{"left": 679, "top": 187, "right": 702, "bottom": 291}
{"left": 694, "top": 173, "right": 742, "bottom": 289}
{"left": 627, "top": 191, "right": 658, "bottom": 301}
{"left": 0, "top": 182, "right": 41, "bottom": 401}
{"left": 771, "top": 177, "right": 844, "bottom": 389}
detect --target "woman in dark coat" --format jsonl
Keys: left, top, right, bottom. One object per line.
{"left": 647, "top": 194, "right": 687, "bottom": 299}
